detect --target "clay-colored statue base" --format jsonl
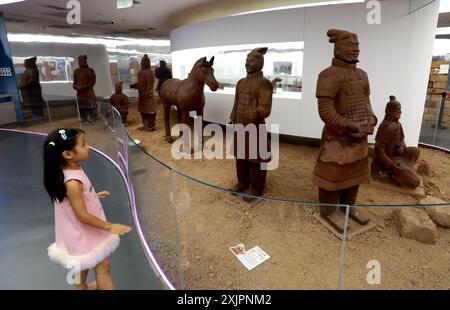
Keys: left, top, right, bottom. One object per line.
{"left": 313, "top": 210, "right": 376, "bottom": 240}
{"left": 371, "top": 172, "right": 426, "bottom": 199}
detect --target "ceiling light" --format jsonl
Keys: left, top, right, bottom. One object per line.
{"left": 232, "top": 0, "right": 365, "bottom": 16}
{"left": 7, "top": 33, "right": 170, "bottom": 47}
{"left": 0, "top": 0, "right": 26, "bottom": 5}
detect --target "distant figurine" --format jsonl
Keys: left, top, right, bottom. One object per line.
{"left": 131, "top": 55, "right": 157, "bottom": 131}
{"left": 19, "top": 57, "right": 45, "bottom": 118}
{"left": 312, "top": 29, "right": 378, "bottom": 233}
{"left": 110, "top": 82, "right": 130, "bottom": 124}
{"left": 73, "top": 55, "right": 97, "bottom": 122}
{"left": 229, "top": 47, "right": 273, "bottom": 203}
{"left": 160, "top": 56, "right": 219, "bottom": 143}
{"left": 155, "top": 60, "right": 172, "bottom": 96}
{"left": 372, "top": 96, "right": 421, "bottom": 188}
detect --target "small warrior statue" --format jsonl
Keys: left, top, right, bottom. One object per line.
{"left": 372, "top": 95, "right": 421, "bottom": 189}
{"left": 110, "top": 82, "right": 130, "bottom": 124}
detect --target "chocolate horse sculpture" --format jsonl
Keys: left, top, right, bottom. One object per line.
{"left": 160, "top": 57, "right": 219, "bottom": 143}
{"left": 372, "top": 96, "right": 421, "bottom": 188}
{"left": 312, "top": 29, "right": 378, "bottom": 234}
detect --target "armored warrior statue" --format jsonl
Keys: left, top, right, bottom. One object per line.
{"left": 229, "top": 47, "right": 273, "bottom": 202}
{"left": 73, "top": 55, "right": 97, "bottom": 122}
{"left": 131, "top": 54, "right": 157, "bottom": 131}
{"left": 312, "top": 29, "right": 378, "bottom": 233}
{"left": 19, "top": 57, "right": 45, "bottom": 117}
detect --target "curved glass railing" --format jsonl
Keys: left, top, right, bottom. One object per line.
{"left": 4, "top": 96, "right": 450, "bottom": 290}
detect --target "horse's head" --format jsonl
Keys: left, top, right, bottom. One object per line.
{"left": 192, "top": 56, "right": 219, "bottom": 92}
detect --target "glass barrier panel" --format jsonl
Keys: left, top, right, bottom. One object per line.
{"left": 128, "top": 139, "right": 182, "bottom": 289}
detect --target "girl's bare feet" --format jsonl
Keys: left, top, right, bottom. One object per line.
{"left": 87, "top": 281, "right": 97, "bottom": 290}
{"left": 74, "top": 281, "right": 96, "bottom": 290}
{"left": 74, "top": 284, "right": 88, "bottom": 290}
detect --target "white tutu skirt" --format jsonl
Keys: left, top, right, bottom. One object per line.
{"left": 48, "top": 234, "right": 120, "bottom": 270}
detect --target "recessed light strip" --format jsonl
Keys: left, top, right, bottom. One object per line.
{"left": 232, "top": 0, "right": 365, "bottom": 16}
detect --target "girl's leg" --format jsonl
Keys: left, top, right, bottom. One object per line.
{"left": 94, "top": 258, "right": 115, "bottom": 290}
{"left": 74, "top": 269, "right": 89, "bottom": 290}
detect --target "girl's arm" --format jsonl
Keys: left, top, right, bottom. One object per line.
{"left": 66, "top": 180, "right": 131, "bottom": 235}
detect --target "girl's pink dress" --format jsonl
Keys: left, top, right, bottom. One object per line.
{"left": 47, "top": 169, "right": 120, "bottom": 270}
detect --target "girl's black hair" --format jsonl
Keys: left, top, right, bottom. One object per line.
{"left": 43, "top": 128, "right": 85, "bottom": 203}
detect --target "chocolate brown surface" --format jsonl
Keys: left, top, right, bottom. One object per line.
{"left": 131, "top": 55, "right": 157, "bottom": 131}
{"left": 18, "top": 56, "right": 44, "bottom": 115}
{"left": 160, "top": 56, "right": 219, "bottom": 142}
{"left": 73, "top": 55, "right": 97, "bottom": 107}
{"left": 110, "top": 82, "right": 130, "bottom": 123}
{"left": 312, "top": 29, "right": 377, "bottom": 231}
{"left": 229, "top": 47, "right": 273, "bottom": 200}
{"left": 372, "top": 96, "right": 421, "bottom": 188}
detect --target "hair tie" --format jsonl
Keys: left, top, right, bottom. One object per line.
{"left": 59, "top": 129, "right": 67, "bottom": 140}
{"left": 48, "top": 142, "right": 56, "bottom": 147}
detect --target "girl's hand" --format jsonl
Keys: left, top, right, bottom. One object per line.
{"left": 97, "top": 191, "right": 110, "bottom": 199}
{"left": 109, "top": 223, "right": 132, "bottom": 235}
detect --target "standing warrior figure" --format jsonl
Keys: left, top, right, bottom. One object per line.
{"left": 312, "top": 29, "right": 378, "bottom": 233}
{"left": 229, "top": 47, "right": 273, "bottom": 203}
{"left": 131, "top": 54, "right": 157, "bottom": 131}
{"left": 73, "top": 55, "right": 97, "bottom": 123}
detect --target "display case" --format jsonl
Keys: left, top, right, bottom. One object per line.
{"left": 173, "top": 42, "right": 304, "bottom": 136}
{"left": 172, "top": 41, "right": 303, "bottom": 96}
{"left": 13, "top": 56, "right": 75, "bottom": 83}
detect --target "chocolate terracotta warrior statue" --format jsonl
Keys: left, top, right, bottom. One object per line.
{"left": 110, "top": 82, "right": 130, "bottom": 124}
{"left": 372, "top": 96, "right": 421, "bottom": 188}
{"left": 19, "top": 56, "right": 45, "bottom": 117}
{"left": 73, "top": 55, "right": 97, "bottom": 122}
{"left": 155, "top": 60, "right": 172, "bottom": 96}
{"left": 312, "top": 29, "right": 378, "bottom": 233}
{"left": 131, "top": 54, "right": 157, "bottom": 131}
{"left": 229, "top": 47, "right": 273, "bottom": 203}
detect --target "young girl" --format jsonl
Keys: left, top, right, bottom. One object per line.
{"left": 43, "top": 128, "right": 132, "bottom": 290}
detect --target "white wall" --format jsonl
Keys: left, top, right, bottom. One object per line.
{"left": 9, "top": 42, "right": 113, "bottom": 98}
{"left": 171, "top": 9, "right": 305, "bottom": 51}
{"left": 170, "top": 0, "right": 440, "bottom": 146}
{"left": 301, "top": 0, "right": 439, "bottom": 145}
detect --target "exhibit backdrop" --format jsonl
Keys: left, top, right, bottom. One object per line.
{"left": 9, "top": 41, "right": 113, "bottom": 99}
{"left": 170, "top": 0, "right": 440, "bottom": 146}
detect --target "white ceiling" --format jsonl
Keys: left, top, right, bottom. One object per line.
{"left": 1, "top": 0, "right": 444, "bottom": 40}
{"left": 0, "top": 0, "right": 351, "bottom": 39}
{"left": 0, "top": 0, "right": 213, "bottom": 38}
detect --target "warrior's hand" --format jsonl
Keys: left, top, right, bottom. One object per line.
{"left": 345, "top": 122, "right": 361, "bottom": 134}
{"left": 390, "top": 163, "right": 402, "bottom": 174}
